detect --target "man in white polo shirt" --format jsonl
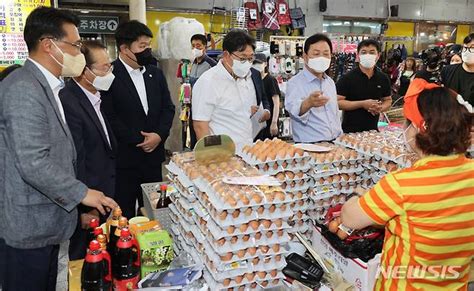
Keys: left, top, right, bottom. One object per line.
{"left": 192, "top": 29, "right": 270, "bottom": 149}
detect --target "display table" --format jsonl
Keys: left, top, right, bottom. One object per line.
{"left": 68, "top": 259, "right": 84, "bottom": 291}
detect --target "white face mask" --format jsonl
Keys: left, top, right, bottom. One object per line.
{"left": 86, "top": 67, "right": 115, "bottom": 91}
{"left": 359, "top": 54, "right": 378, "bottom": 69}
{"left": 49, "top": 40, "right": 86, "bottom": 77}
{"left": 192, "top": 48, "right": 204, "bottom": 58}
{"left": 232, "top": 60, "right": 252, "bottom": 78}
{"left": 307, "top": 57, "right": 331, "bottom": 73}
{"left": 461, "top": 49, "right": 474, "bottom": 65}
{"left": 252, "top": 63, "right": 265, "bottom": 72}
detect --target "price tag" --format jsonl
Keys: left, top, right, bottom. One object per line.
{"left": 222, "top": 175, "right": 281, "bottom": 186}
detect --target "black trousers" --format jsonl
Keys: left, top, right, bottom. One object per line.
{"left": 3, "top": 243, "right": 60, "bottom": 291}
{"left": 115, "top": 164, "right": 162, "bottom": 219}
{"left": 0, "top": 238, "right": 5, "bottom": 289}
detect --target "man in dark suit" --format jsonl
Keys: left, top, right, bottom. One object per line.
{"left": 102, "top": 20, "right": 175, "bottom": 219}
{"left": 60, "top": 40, "right": 117, "bottom": 260}
{"left": 0, "top": 7, "right": 117, "bottom": 290}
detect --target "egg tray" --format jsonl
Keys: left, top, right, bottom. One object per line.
{"left": 203, "top": 271, "right": 285, "bottom": 291}
{"left": 274, "top": 170, "right": 311, "bottom": 183}
{"left": 194, "top": 178, "right": 291, "bottom": 212}
{"left": 311, "top": 164, "right": 366, "bottom": 179}
{"left": 204, "top": 250, "right": 285, "bottom": 273}
{"left": 288, "top": 199, "right": 312, "bottom": 213}
{"left": 279, "top": 178, "right": 314, "bottom": 192}
{"left": 169, "top": 195, "right": 195, "bottom": 223}
{"left": 202, "top": 252, "right": 286, "bottom": 281}
{"left": 307, "top": 208, "right": 329, "bottom": 221}
{"left": 255, "top": 162, "right": 312, "bottom": 176}
{"left": 193, "top": 210, "right": 290, "bottom": 241}
{"left": 192, "top": 198, "right": 294, "bottom": 228}
{"left": 287, "top": 210, "right": 309, "bottom": 222}
{"left": 311, "top": 195, "right": 349, "bottom": 210}
{"left": 287, "top": 220, "right": 311, "bottom": 234}
{"left": 170, "top": 174, "right": 196, "bottom": 202}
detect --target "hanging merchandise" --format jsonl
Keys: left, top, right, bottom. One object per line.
{"left": 262, "top": 0, "right": 281, "bottom": 30}
{"left": 276, "top": 0, "right": 291, "bottom": 26}
{"left": 179, "top": 83, "right": 192, "bottom": 105}
{"left": 289, "top": 0, "right": 306, "bottom": 30}
{"left": 245, "top": 0, "right": 262, "bottom": 30}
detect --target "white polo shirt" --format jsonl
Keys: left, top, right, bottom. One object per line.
{"left": 192, "top": 60, "right": 257, "bottom": 149}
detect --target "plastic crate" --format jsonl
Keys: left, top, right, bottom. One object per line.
{"left": 141, "top": 182, "right": 173, "bottom": 232}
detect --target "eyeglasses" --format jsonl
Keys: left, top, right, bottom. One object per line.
{"left": 88, "top": 65, "right": 114, "bottom": 75}
{"left": 40, "top": 37, "right": 83, "bottom": 50}
{"left": 462, "top": 46, "right": 474, "bottom": 53}
{"left": 231, "top": 53, "right": 255, "bottom": 63}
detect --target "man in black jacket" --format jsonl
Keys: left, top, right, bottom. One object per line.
{"left": 60, "top": 40, "right": 117, "bottom": 259}
{"left": 102, "top": 21, "right": 175, "bottom": 219}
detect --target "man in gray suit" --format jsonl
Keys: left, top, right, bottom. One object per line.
{"left": 0, "top": 7, "right": 117, "bottom": 290}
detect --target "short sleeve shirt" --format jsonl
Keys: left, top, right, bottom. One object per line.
{"left": 336, "top": 67, "right": 391, "bottom": 133}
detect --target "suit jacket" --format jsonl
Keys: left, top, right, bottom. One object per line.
{"left": 102, "top": 59, "right": 175, "bottom": 169}
{"left": 0, "top": 60, "right": 87, "bottom": 249}
{"left": 250, "top": 67, "right": 271, "bottom": 111}
{"left": 60, "top": 80, "right": 117, "bottom": 201}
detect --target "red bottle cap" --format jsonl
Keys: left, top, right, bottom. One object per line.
{"left": 89, "top": 218, "right": 99, "bottom": 228}
{"left": 120, "top": 228, "right": 131, "bottom": 238}
{"left": 160, "top": 184, "right": 167, "bottom": 191}
{"left": 89, "top": 240, "right": 100, "bottom": 251}
{"left": 93, "top": 227, "right": 103, "bottom": 236}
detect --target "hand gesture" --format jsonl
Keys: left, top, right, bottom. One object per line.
{"left": 307, "top": 91, "right": 329, "bottom": 108}
{"left": 137, "top": 131, "right": 162, "bottom": 153}
{"left": 81, "top": 189, "right": 118, "bottom": 216}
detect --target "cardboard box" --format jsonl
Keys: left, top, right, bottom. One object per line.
{"left": 312, "top": 226, "right": 381, "bottom": 291}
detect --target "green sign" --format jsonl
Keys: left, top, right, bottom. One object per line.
{"left": 78, "top": 15, "right": 119, "bottom": 34}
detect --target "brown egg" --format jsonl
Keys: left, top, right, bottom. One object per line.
{"left": 223, "top": 278, "right": 231, "bottom": 286}
{"left": 266, "top": 231, "right": 274, "bottom": 239}
{"left": 250, "top": 283, "right": 257, "bottom": 289}
{"left": 277, "top": 148, "right": 287, "bottom": 159}
{"left": 270, "top": 269, "right": 278, "bottom": 278}
{"left": 226, "top": 196, "right": 237, "bottom": 207}
{"left": 277, "top": 229, "right": 284, "bottom": 237}
{"left": 255, "top": 232, "right": 262, "bottom": 240}
{"left": 275, "top": 191, "right": 285, "bottom": 201}
{"left": 232, "top": 210, "right": 240, "bottom": 219}
{"left": 286, "top": 171, "right": 295, "bottom": 179}
{"left": 296, "top": 191, "right": 304, "bottom": 199}
{"left": 217, "top": 238, "right": 226, "bottom": 246}
{"left": 281, "top": 182, "right": 287, "bottom": 189}
{"left": 295, "top": 148, "right": 304, "bottom": 157}
{"left": 264, "top": 257, "right": 272, "bottom": 264}
{"left": 240, "top": 194, "right": 250, "bottom": 206}
{"left": 252, "top": 257, "right": 260, "bottom": 265}
{"left": 247, "top": 247, "right": 257, "bottom": 255}
{"left": 267, "top": 150, "right": 277, "bottom": 160}
{"left": 280, "top": 204, "right": 287, "bottom": 212}
{"left": 269, "top": 205, "right": 276, "bottom": 213}
{"left": 260, "top": 245, "right": 270, "bottom": 254}
{"left": 328, "top": 220, "right": 339, "bottom": 233}
{"left": 272, "top": 162, "right": 280, "bottom": 170}
{"left": 275, "top": 254, "right": 282, "bottom": 262}
{"left": 276, "top": 172, "right": 286, "bottom": 181}
{"left": 242, "top": 145, "right": 251, "bottom": 153}
{"left": 261, "top": 281, "right": 269, "bottom": 287}
{"left": 274, "top": 219, "right": 283, "bottom": 227}
{"left": 239, "top": 223, "right": 248, "bottom": 233}
{"left": 319, "top": 178, "right": 325, "bottom": 184}
{"left": 282, "top": 161, "right": 288, "bottom": 168}
{"left": 253, "top": 194, "right": 263, "bottom": 204}
{"left": 246, "top": 272, "right": 256, "bottom": 281}
{"left": 227, "top": 226, "right": 235, "bottom": 234}
{"left": 249, "top": 220, "right": 259, "bottom": 231}
{"left": 288, "top": 147, "right": 296, "bottom": 158}
{"left": 257, "top": 271, "right": 267, "bottom": 279}
{"left": 242, "top": 235, "right": 250, "bottom": 242}
{"left": 237, "top": 249, "right": 247, "bottom": 258}
{"left": 241, "top": 208, "right": 251, "bottom": 217}
{"left": 257, "top": 206, "right": 265, "bottom": 214}
{"left": 337, "top": 229, "right": 349, "bottom": 240}
{"left": 272, "top": 279, "right": 280, "bottom": 285}
{"left": 291, "top": 181, "right": 297, "bottom": 187}
{"left": 230, "top": 236, "right": 238, "bottom": 244}
{"left": 263, "top": 164, "right": 270, "bottom": 171}
{"left": 234, "top": 275, "right": 244, "bottom": 284}
{"left": 265, "top": 192, "right": 275, "bottom": 202}
{"left": 221, "top": 252, "right": 233, "bottom": 261}
{"left": 262, "top": 220, "right": 272, "bottom": 228}
{"left": 272, "top": 244, "right": 280, "bottom": 252}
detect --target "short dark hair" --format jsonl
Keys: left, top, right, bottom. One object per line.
{"left": 115, "top": 20, "right": 153, "bottom": 51}
{"left": 0, "top": 64, "right": 22, "bottom": 82}
{"left": 304, "top": 33, "right": 333, "bottom": 54}
{"left": 357, "top": 39, "right": 381, "bottom": 53}
{"left": 24, "top": 7, "right": 79, "bottom": 52}
{"left": 222, "top": 29, "right": 255, "bottom": 53}
{"left": 415, "top": 87, "right": 472, "bottom": 156}
{"left": 81, "top": 40, "right": 107, "bottom": 66}
{"left": 191, "top": 34, "right": 207, "bottom": 46}
{"left": 463, "top": 33, "right": 474, "bottom": 45}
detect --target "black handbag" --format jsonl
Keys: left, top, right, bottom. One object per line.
{"left": 290, "top": 0, "right": 306, "bottom": 29}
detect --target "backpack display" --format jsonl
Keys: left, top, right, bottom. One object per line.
{"left": 276, "top": 0, "right": 291, "bottom": 26}
{"left": 262, "top": 0, "right": 280, "bottom": 30}
{"left": 244, "top": 0, "right": 262, "bottom": 30}
{"left": 290, "top": 0, "right": 306, "bottom": 30}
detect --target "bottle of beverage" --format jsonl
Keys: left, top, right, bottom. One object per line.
{"left": 113, "top": 228, "right": 141, "bottom": 290}
{"left": 106, "top": 207, "right": 122, "bottom": 241}
{"left": 97, "top": 234, "right": 108, "bottom": 252}
{"left": 87, "top": 219, "right": 100, "bottom": 245}
{"left": 156, "top": 184, "right": 172, "bottom": 209}
{"left": 81, "top": 240, "right": 112, "bottom": 291}
{"left": 110, "top": 217, "right": 128, "bottom": 277}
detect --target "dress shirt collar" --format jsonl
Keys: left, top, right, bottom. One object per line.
{"left": 28, "top": 58, "right": 64, "bottom": 91}
{"left": 74, "top": 79, "right": 101, "bottom": 107}
{"left": 119, "top": 55, "right": 146, "bottom": 74}
{"left": 303, "top": 66, "right": 327, "bottom": 83}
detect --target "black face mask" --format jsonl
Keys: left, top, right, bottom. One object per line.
{"left": 132, "top": 48, "right": 155, "bottom": 66}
